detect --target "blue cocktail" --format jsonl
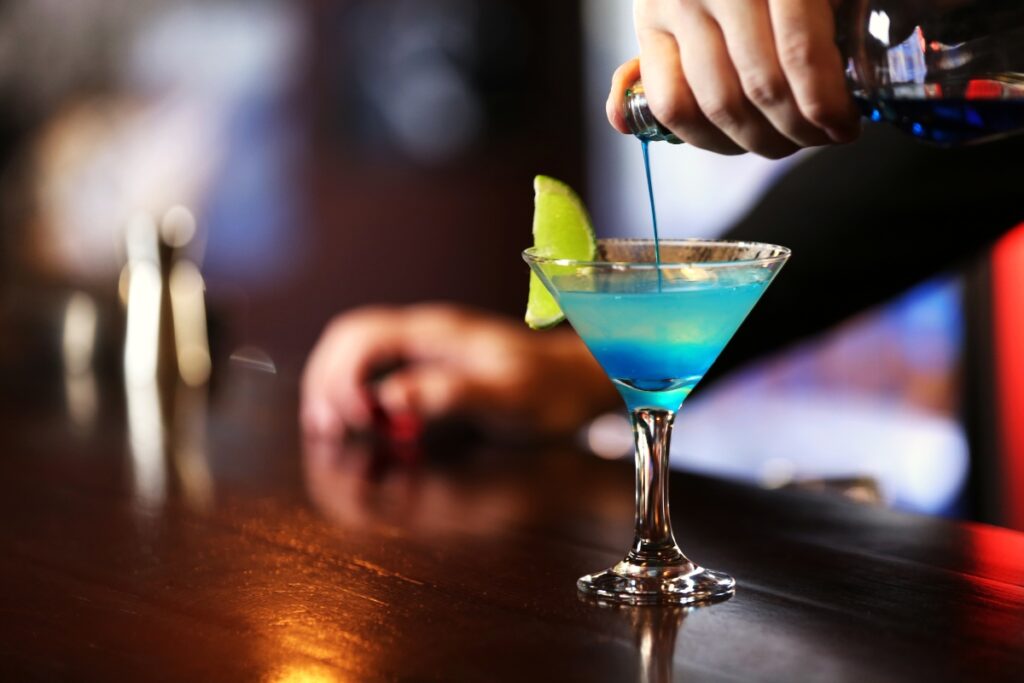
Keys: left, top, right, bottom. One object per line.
{"left": 525, "top": 239, "right": 789, "bottom": 605}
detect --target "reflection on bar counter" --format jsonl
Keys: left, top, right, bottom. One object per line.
{"left": 121, "top": 206, "right": 215, "bottom": 516}
{"left": 62, "top": 291, "right": 100, "bottom": 432}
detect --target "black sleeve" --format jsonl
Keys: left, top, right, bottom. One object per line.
{"left": 704, "top": 123, "right": 1024, "bottom": 385}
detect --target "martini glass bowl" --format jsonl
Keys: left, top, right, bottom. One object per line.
{"left": 524, "top": 239, "right": 790, "bottom": 605}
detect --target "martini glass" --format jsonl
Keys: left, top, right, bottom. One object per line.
{"left": 524, "top": 239, "right": 789, "bottom": 605}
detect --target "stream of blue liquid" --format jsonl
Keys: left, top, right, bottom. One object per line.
{"left": 641, "top": 140, "right": 663, "bottom": 289}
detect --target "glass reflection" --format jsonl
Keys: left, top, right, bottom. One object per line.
{"left": 582, "top": 597, "right": 689, "bottom": 683}
{"left": 65, "top": 372, "right": 99, "bottom": 433}
{"left": 163, "top": 206, "right": 212, "bottom": 388}
{"left": 125, "top": 377, "right": 167, "bottom": 510}
{"left": 62, "top": 291, "right": 99, "bottom": 432}
{"left": 123, "top": 212, "right": 162, "bottom": 386}
{"left": 123, "top": 211, "right": 167, "bottom": 512}
{"left": 126, "top": 361, "right": 217, "bottom": 515}
{"left": 172, "top": 383, "right": 213, "bottom": 513}
{"left": 169, "top": 260, "right": 211, "bottom": 387}
{"left": 229, "top": 346, "right": 278, "bottom": 375}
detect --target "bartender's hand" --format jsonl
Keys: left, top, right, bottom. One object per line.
{"left": 608, "top": 0, "right": 860, "bottom": 158}
{"left": 301, "top": 304, "right": 619, "bottom": 440}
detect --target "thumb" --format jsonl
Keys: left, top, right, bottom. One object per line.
{"left": 608, "top": 58, "right": 641, "bottom": 134}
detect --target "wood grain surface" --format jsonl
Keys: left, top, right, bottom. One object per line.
{"left": 2, "top": 370, "right": 1023, "bottom": 682}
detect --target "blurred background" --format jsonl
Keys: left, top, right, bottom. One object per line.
{"left": 1, "top": 0, "right": 1021, "bottom": 527}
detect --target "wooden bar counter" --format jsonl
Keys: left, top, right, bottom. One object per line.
{"left": 2, "top": 368, "right": 1024, "bottom": 682}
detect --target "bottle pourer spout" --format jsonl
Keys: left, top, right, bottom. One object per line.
{"left": 623, "top": 81, "right": 682, "bottom": 144}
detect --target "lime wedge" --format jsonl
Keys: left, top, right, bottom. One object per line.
{"left": 526, "top": 176, "right": 598, "bottom": 330}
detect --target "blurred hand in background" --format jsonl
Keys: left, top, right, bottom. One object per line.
{"left": 607, "top": 0, "right": 859, "bottom": 157}
{"left": 301, "top": 304, "right": 619, "bottom": 441}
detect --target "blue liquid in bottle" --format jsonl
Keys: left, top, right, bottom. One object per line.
{"left": 853, "top": 95, "right": 1024, "bottom": 145}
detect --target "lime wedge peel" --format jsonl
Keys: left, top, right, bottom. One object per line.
{"left": 525, "top": 176, "right": 598, "bottom": 330}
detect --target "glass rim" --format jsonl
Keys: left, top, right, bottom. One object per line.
{"left": 522, "top": 238, "right": 791, "bottom": 270}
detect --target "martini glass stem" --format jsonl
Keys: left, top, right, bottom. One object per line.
{"left": 627, "top": 408, "right": 687, "bottom": 565}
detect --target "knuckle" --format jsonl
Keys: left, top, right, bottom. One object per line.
{"left": 695, "top": 92, "right": 742, "bottom": 131}
{"left": 741, "top": 71, "right": 787, "bottom": 108}
{"left": 326, "top": 310, "right": 387, "bottom": 347}
{"left": 777, "top": 35, "right": 818, "bottom": 72}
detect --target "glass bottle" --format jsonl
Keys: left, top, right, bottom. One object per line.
{"left": 625, "top": 0, "right": 1024, "bottom": 146}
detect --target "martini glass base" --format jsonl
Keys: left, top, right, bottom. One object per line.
{"left": 577, "top": 560, "right": 735, "bottom": 606}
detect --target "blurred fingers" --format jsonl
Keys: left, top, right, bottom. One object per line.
{"left": 377, "top": 366, "right": 486, "bottom": 422}
{"left": 301, "top": 324, "right": 347, "bottom": 437}
{"left": 300, "top": 308, "right": 404, "bottom": 436}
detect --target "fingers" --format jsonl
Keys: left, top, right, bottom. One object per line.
{"left": 624, "top": 0, "right": 858, "bottom": 154}
{"left": 301, "top": 304, "right": 617, "bottom": 440}
{"left": 608, "top": 58, "right": 641, "bottom": 134}
{"left": 300, "top": 307, "right": 403, "bottom": 438}
{"left": 674, "top": 7, "right": 800, "bottom": 158}
{"left": 707, "top": 0, "right": 830, "bottom": 148}
{"left": 375, "top": 307, "right": 509, "bottom": 423}
{"left": 301, "top": 325, "right": 347, "bottom": 437}
{"left": 637, "top": 27, "right": 744, "bottom": 155}
{"left": 767, "top": 0, "right": 860, "bottom": 142}
{"left": 377, "top": 366, "right": 485, "bottom": 422}
{"left": 300, "top": 304, "right": 488, "bottom": 439}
